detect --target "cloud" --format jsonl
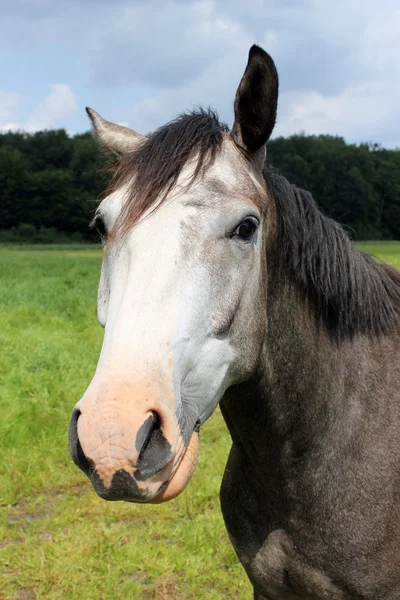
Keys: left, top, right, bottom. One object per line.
{"left": 276, "top": 81, "right": 400, "bottom": 148}
{"left": 0, "top": 122, "right": 21, "bottom": 133}
{"left": 121, "top": 35, "right": 252, "bottom": 135}
{"left": 24, "top": 84, "right": 78, "bottom": 132}
{"left": 0, "top": 90, "right": 20, "bottom": 123}
{"left": 85, "top": 0, "right": 400, "bottom": 99}
{"left": 95, "top": 0, "right": 400, "bottom": 147}
{"left": 0, "top": 0, "right": 399, "bottom": 145}
{"left": 90, "top": 0, "right": 242, "bottom": 89}
{"left": 0, "top": 84, "right": 78, "bottom": 133}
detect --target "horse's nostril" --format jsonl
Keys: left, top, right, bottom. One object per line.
{"left": 68, "top": 408, "right": 91, "bottom": 476}
{"left": 136, "top": 411, "right": 173, "bottom": 480}
{"left": 138, "top": 411, "right": 161, "bottom": 459}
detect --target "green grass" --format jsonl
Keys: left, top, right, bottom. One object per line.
{"left": 356, "top": 241, "right": 400, "bottom": 271}
{"left": 1, "top": 242, "right": 400, "bottom": 600}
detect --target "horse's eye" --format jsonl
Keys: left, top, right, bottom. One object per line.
{"left": 92, "top": 215, "right": 107, "bottom": 240}
{"left": 233, "top": 218, "right": 258, "bottom": 241}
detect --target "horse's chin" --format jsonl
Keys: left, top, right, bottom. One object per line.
{"left": 149, "top": 430, "right": 200, "bottom": 504}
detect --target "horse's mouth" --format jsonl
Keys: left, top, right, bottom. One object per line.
{"left": 86, "top": 425, "right": 200, "bottom": 504}
{"left": 71, "top": 398, "right": 201, "bottom": 504}
{"left": 149, "top": 427, "right": 200, "bottom": 504}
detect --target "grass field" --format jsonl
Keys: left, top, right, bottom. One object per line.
{"left": 1, "top": 242, "right": 400, "bottom": 600}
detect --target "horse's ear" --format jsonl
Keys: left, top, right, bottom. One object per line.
{"left": 232, "top": 45, "right": 278, "bottom": 170}
{"left": 86, "top": 107, "right": 146, "bottom": 156}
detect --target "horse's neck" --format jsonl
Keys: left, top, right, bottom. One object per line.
{"left": 221, "top": 274, "right": 389, "bottom": 482}
{"left": 261, "top": 278, "right": 347, "bottom": 437}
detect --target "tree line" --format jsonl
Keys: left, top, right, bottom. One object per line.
{"left": 0, "top": 129, "right": 399, "bottom": 242}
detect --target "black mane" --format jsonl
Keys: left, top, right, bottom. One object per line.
{"left": 264, "top": 167, "right": 400, "bottom": 337}
{"left": 112, "top": 109, "right": 228, "bottom": 232}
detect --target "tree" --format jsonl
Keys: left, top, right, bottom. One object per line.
{"left": 0, "top": 129, "right": 399, "bottom": 242}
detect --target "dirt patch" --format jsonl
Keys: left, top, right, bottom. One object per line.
{"left": 6, "top": 482, "right": 88, "bottom": 528}
{"left": 45, "top": 490, "right": 64, "bottom": 500}
{"left": 8, "top": 509, "right": 48, "bottom": 525}
{"left": 2, "top": 569, "right": 18, "bottom": 579}
{"left": 15, "top": 589, "right": 36, "bottom": 600}
{"left": 111, "top": 515, "right": 148, "bottom": 527}
{"left": 142, "top": 574, "right": 181, "bottom": 600}
{"left": 0, "top": 537, "right": 23, "bottom": 549}
{"left": 7, "top": 497, "right": 51, "bottom": 526}
{"left": 69, "top": 480, "right": 90, "bottom": 496}
{"left": 123, "top": 571, "right": 147, "bottom": 583}
{"left": 36, "top": 531, "right": 52, "bottom": 542}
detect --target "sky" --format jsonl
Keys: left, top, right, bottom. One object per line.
{"left": 1, "top": 0, "right": 399, "bottom": 147}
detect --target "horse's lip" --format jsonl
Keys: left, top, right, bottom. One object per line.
{"left": 152, "top": 421, "right": 200, "bottom": 500}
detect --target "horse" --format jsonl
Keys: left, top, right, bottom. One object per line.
{"left": 68, "top": 46, "right": 400, "bottom": 599}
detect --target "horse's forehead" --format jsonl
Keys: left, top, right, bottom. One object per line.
{"left": 99, "top": 137, "right": 264, "bottom": 222}
{"left": 177, "top": 138, "right": 264, "bottom": 206}
{"left": 207, "top": 141, "right": 246, "bottom": 187}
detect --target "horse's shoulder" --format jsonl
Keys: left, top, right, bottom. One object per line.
{"left": 248, "top": 529, "right": 349, "bottom": 600}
